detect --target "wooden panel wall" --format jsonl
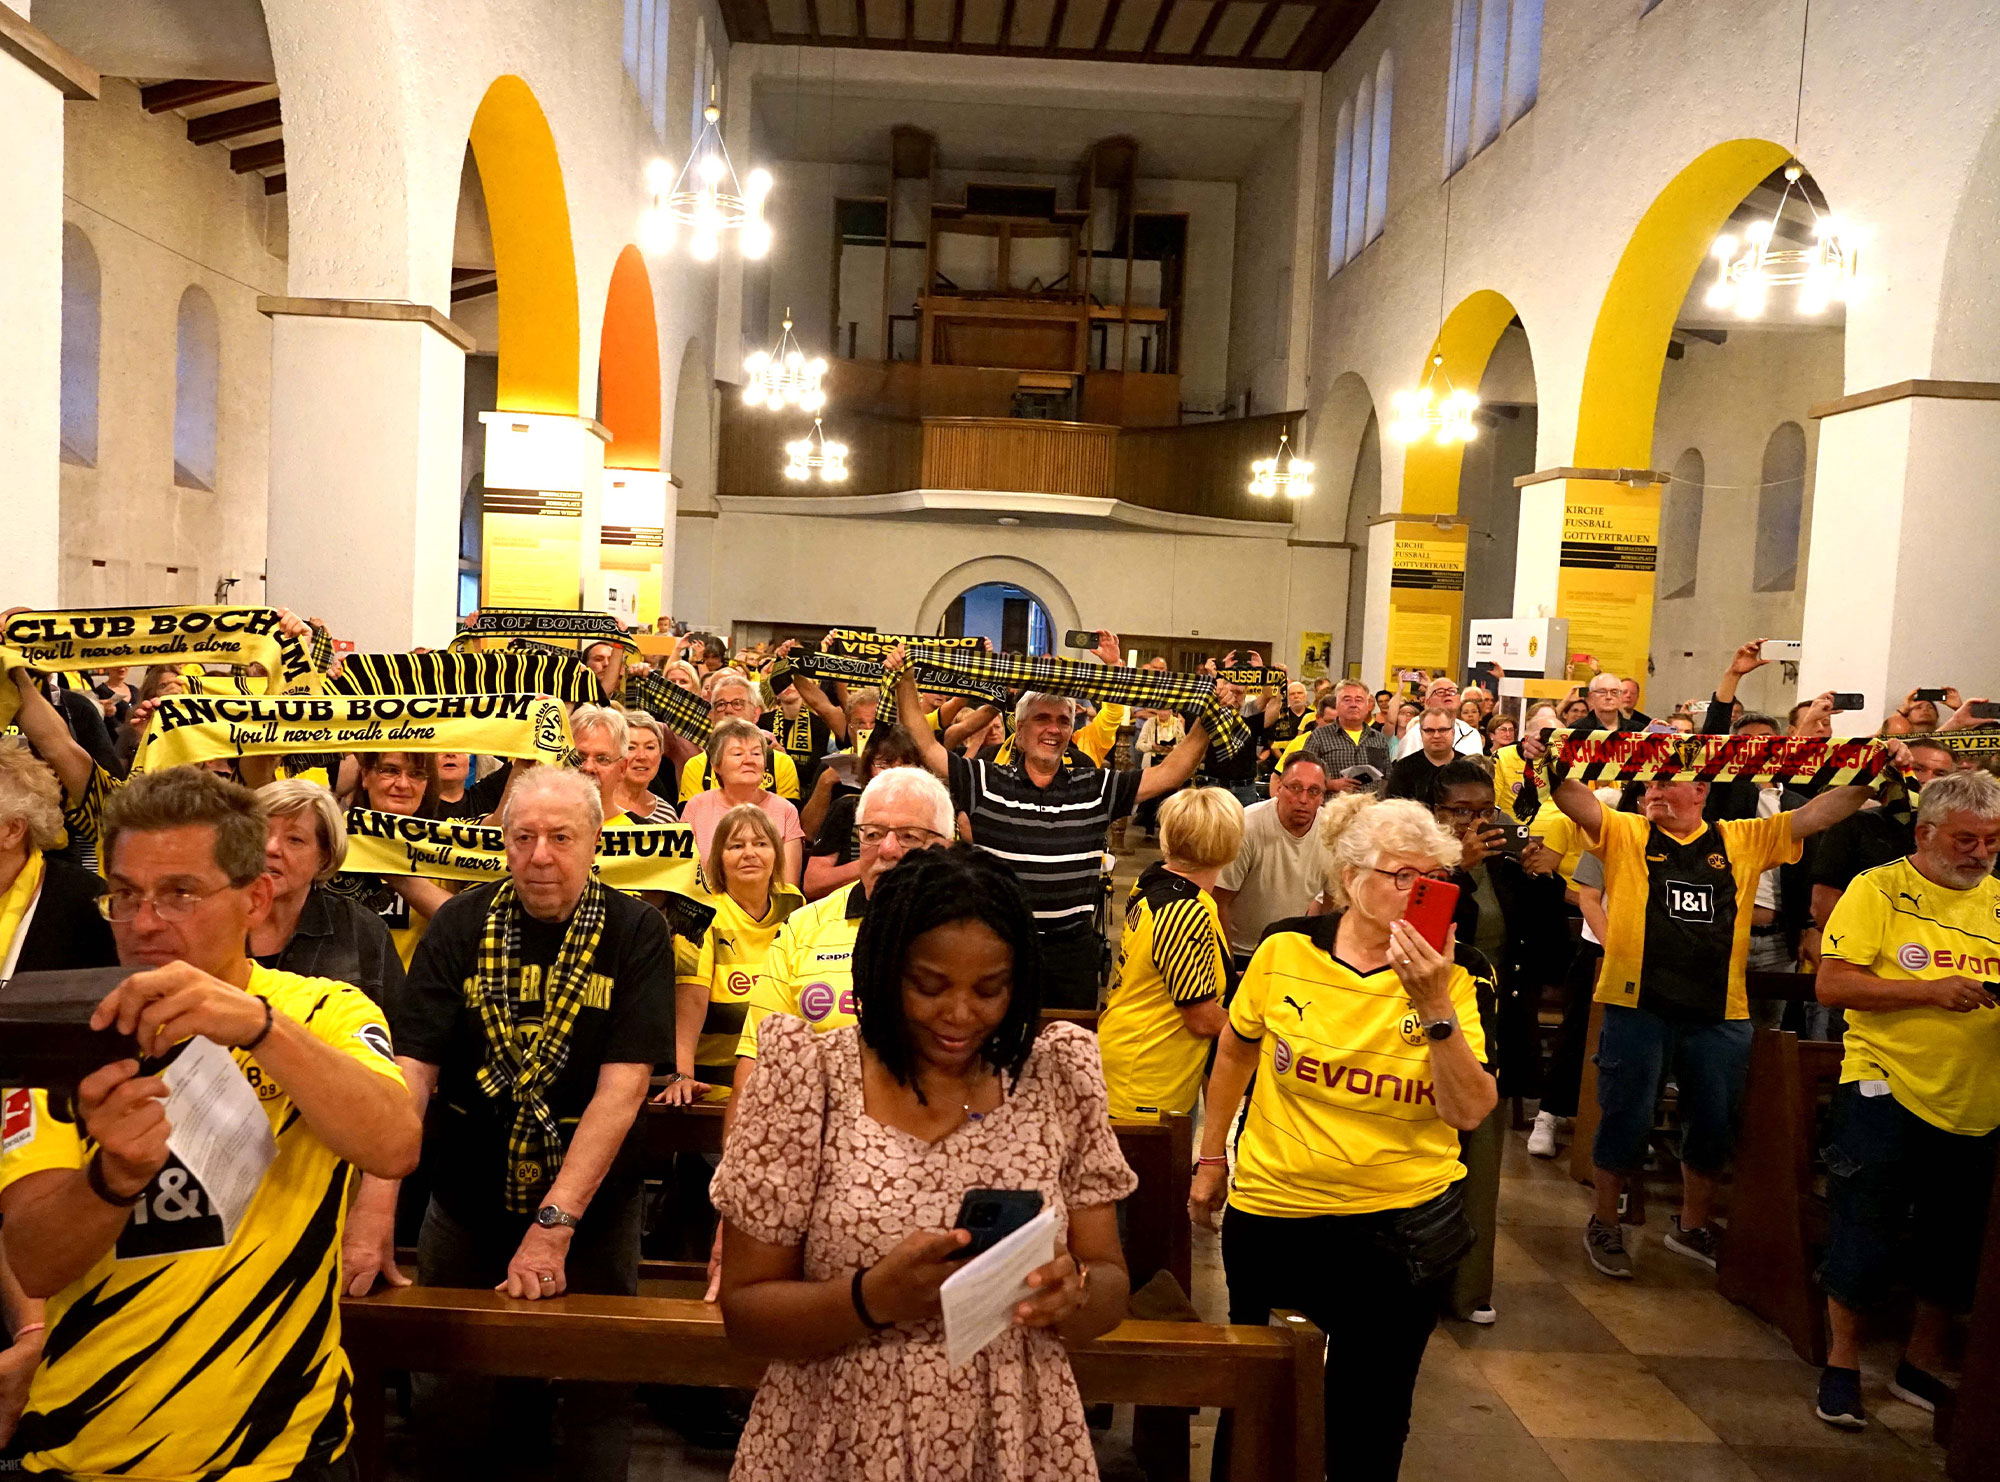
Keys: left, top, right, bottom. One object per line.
{"left": 1114, "top": 412, "right": 1300, "bottom": 523}
{"left": 921, "top": 418, "right": 1117, "bottom": 498}
{"left": 716, "top": 404, "right": 922, "bottom": 498}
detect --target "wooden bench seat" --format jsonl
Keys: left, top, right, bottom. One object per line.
{"left": 341, "top": 1288, "right": 1324, "bottom": 1481}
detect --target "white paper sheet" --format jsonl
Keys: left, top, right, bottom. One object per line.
{"left": 162, "top": 1036, "right": 277, "bottom": 1241}
{"left": 939, "top": 1206, "right": 1060, "bottom": 1368}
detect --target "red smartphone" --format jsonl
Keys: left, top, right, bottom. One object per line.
{"left": 1403, "top": 878, "right": 1460, "bottom": 953}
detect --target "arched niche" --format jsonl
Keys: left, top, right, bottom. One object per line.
{"left": 914, "top": 557, "right": 1082, "bottom": 641}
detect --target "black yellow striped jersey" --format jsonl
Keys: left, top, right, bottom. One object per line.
{"left": 1098, "top": 863, "right": 1229, "bottom": 1119}
{"left": 0, "top": 967, "right": 405, "bottom": 1481}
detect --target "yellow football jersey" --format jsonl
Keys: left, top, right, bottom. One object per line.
{"left": 1226, "top": 919, "right": 1488, "bottom": 1217}
{"left": 1490, "top": 744, "right": 1532, "bottom": 823}
{"left": 734, "top": 883, "right": 866, "bottom": 1058}
{"left": 0, "top": 967, "right": 404, "bottom": 1482}
{"left": 1099, "top": 865, "right": 1228, "bottom": 1119}
{"left": 674, "top": 884, "right": 804, "bottom": 1068}
{"left": 679, "top": 748, "right": 802, "bottom": 802}
{"left": 1823, "top": 857, "right": 2000, "bottom": 1134}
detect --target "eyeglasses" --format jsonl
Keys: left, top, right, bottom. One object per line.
{"left": 1434, "top": 804, "right": 1497, "bottom": 825}
{"left": 1369, "top": 866, "right": 1455, "bottom": 892}
{"left": 858, "top": 825, "right": 946, "bottom": 850}
{"left": 98, "top": 882, "right": 234, "bottom": 922}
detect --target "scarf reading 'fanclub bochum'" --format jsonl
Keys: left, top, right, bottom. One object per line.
{"left": 133, "top": 693, "right": 576, "bottom": 772}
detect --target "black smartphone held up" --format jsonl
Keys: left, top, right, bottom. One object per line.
{"left": 1831, "top": 693, "right": 1866, "bottom": 713}
{"left": 1915, "top": 688, "right": 1949, "bottom": 703}
{"left": 1971, "top": 702, "right": 2000, "bottom": 721}
{"left": 1063, "top": 629, "right": 1099, "bottom": 651}
{"left": 949, "top": 1188, "right": 1045, "bottom": 1260}
{"left": 1494, "top": 823, "right": 1533, "bottom": 858}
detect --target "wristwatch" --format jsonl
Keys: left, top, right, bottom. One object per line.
{"left": 534, "top": 1203, "right": 579, "bottom": 1229}
{"left": 1422, "top": 1017, "right": 1457, "bottom": 1042}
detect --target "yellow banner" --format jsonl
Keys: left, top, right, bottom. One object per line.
{"left": 1298, "top": 633, "right": 1331, "bottom": 682}
{"left": 1554, "top": 480, "right": 1661, "bottom": 693}
{"left": 341, "top": 809, "right": 702, "bottom": 896}
{"left": 134, "top": 694, "right": 574, "bottom": 772}
{"left": 482, "top": 492, "right": 584, "bottom": 613}
{"left": 1385, "top": 523, "right": 1468, "bottom": 684}
{"left": 1, "top": 606, "right": 319, "bottom": 694}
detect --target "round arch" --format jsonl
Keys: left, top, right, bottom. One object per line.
{"left": 1400, "top": 288, "right": 1522, "bottom": 514}
{"left": 468, "top": 75, "right": 581, "bottom": 414}
{"left": 669, "top": 337, "right": 714, "bottom": 508}
{"left": 914, "top": 557, "right": 1081, "bottom": 641}
{"left": 1573, "top": 138, "right": 1791, "bottom": 465}
{"left": 1298, "top": 369, "right": 1378, "bottom": 544}
{"left": 598, "top": 244, "right": 661, "bottom": 469}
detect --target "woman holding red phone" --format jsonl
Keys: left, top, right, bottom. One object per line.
{"left": 1189, "top": 795, "right": 1499, "bottom": 1482}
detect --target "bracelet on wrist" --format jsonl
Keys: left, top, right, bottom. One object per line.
{"left": 9, "top": 1322, "right": 45, "bottom": 1345}
{"left": 85, "top": 1152, "right": 145, "bottom": 1208}
{"left": 243, "top": 995, "right": 275, "bottom": 1053}
{"left": 1194, "top": 1154, "right": 1228, "bottom": 1168}
{"left": 851, "top": 1265, "right": 891, "bottom": 1332}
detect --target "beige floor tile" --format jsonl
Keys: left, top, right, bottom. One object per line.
{"left": 1539, "top": 1438, "right": 1765, "bottom": 1482}
{"left": 1731, "top": 1443, "right": 1948, "bottom": 1482}
{"left": 1410, "top": 1332, "right": 1534, "bottom": 1435}
{"left": 1566, "top": 1285, "right": 1798, "bottom": 1360}
{"left": 1496, "top": 1227, "right": 1561, "bottom": 1283}
{"left": 1469, "top": 1351, "right": 1720, "bottom": 1443}
{"left": 1399, "top": 1431, "right": 1569, "bottom": 1482}
{"left": 1498, "top": 1174, "right": 1599, "bottom": 1227}
{"left": 1507, "top": 1222, "right": 1723, "bottom": 1294}
{"left": 1644, "top": 1357, "right": 1923, "bottom": 1456}
{"left": 1446, "top": 1281, "right": 1627, "bottom": 1353}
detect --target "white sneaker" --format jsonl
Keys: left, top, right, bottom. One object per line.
{"left": 1466, "top": 1306, "right": 1497, "bottom": 1325}
{"left": 1527, "top": 1110, "right": 1560, "bottom": 1158}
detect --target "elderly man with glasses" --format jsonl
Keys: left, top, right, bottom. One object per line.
{"left": 1392, "top": 677, "right": 1484, "bottom": 759}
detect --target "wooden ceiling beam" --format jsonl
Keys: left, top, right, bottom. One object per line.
{"left": 904, "top": 0, "right": 916, "bottom": 39}
{"left": 140, "top": 78, "right": 257, "bottom": 113}
{"left": 806, "top": 0, "right": 822, "bottom": 36}
{"left": 761, "top": 28, "right": 1301, "bottom": 65}
{"left": 998, "top": 0, "right": 1017, "bottom": 47}
{"left": 856, "top": 0, "right": 869, "bottom": 39}
{"left": 1140, "top": 0, "right": 1175, "bottom": 56}
{"left": 1188, "top": 0, "right": 1226, "bottom": 57}
{"left": 1093, "top": 0, "right": 1122, "bottom": 49}
{"left": 185, "top": 96, "right": 281, "bottom": 146}
{"left": 229, "top": 138, "right": 285, "bottom": 174}
{"left": 1287, "top": 0, "right": 1377, "bottom": 70}
{"left": 1238, "top": 0, "right": 1279, "bottom": 58}
{"left": 951, "top": 0, "right": 965, "bottom": 45}
{"left": 264, "top": 172, "right": 287, "bottom": 196}
{"left": 1044, "top": 0, "right": 1069, "bottom": 51}
{"left": 714, "top": 0, "right": 774, "bottom": 45}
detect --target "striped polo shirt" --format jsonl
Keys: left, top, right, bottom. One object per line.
{"left": 946, "top": 752, "right": 1141, "bottom": 933}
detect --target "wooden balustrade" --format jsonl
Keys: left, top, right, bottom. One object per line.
{"left": 921, "top": 417, "right": 1118, "bottom": 497}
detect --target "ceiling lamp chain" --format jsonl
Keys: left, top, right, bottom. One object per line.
{"left": 784, "top": 418, "right": 849, "bottom": 483}
{"left": 744, "top": 309, "right": 828, "bottom": 413}
{"left": 1248, "top": 428, "right": 1314, "bottom": 499}
{"left": 641, "top": 86, "right": 772, "bottom": 262}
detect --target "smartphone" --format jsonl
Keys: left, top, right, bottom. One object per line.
{"left": 949, "top": 1188, "right": 1045, "bottom": 1260}
{"left": 1915, "top": 688, "right": 1949, "bottom": 703}
{"left": 1063, "top": 629, "right": 1098, "bottom": 650}
{"left": 1831, "top": 692, "right": 1866, "bottom": 713}
{"left": 1403, "top": 877, "right": 1460, "bottom": 953}
{"left": 1762, "top": 640, "right": 1803, "bottom": 660}
{"left": 1971, "top": 702, "right": 2000, "bottom": 721}
{"left": 1494, "top": 823, "right": 1533, "bottom": 858}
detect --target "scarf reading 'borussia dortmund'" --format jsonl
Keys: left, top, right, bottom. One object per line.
{"left": 1528, "top": 729, "right": 1914, "bottom": 821}
{"left": 1, "top": 606, "right": 320, "bottom": 694}
{"left": 471, "top": 878, "right": 609, "bottom": 1212}
{"left": 134, "top": 693, "right": 575, "bottom": 772}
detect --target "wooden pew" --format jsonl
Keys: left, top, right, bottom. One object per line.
{"left": 1715, "top": 1025, "right": 1844, "bottom": 1364}
{"left": 341, "top": 1288, "right": 1324, "bottom": 1482}
{"left": 1944, "top": 1157, "right": 2000, "bottom": 1477}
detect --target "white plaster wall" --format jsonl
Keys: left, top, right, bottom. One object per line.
{"left": 0, "top": 36, "right": 64, "bottom": 607}
{"left": 1227, "top": 114, "right": 1298, "bottom": 417}
{"left": 58, "top": 78, "right": 285, "bottom": 608}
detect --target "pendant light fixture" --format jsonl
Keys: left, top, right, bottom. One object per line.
{"left": 743, "top": 310, "right": 828, "bottom": 412}
{"left": 784, "top": 419, "right": 848, "bottom": 482}
{"left": 1248, "top": 428, "right": 1314, "bottom": 499}
{"left": 1390, "top": 132, "right": 1478, "bottom": 446}
{"left": 641, "top": 86, "right": 772, "bottom": 262}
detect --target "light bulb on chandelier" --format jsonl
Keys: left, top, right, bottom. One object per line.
{"left": 1390, "top": 353, "right": 1480, "bottom": 446}
{"left": 744, "top": 310, "right": 828, "bottom": 413}
{"left": 1703, "top": 162, "right": 1858, "bottom": 321}
{"left": 639, "top": 91, "right": 773, "bottom": 263}
{"left": 1248, "top": 429, "right": 1313, "bottom": 500}
{"left": 784, "top": 419, "right": 849, "bottom": 483}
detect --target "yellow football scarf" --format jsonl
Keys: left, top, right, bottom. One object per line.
{"left": 0, "top": 849, "right": 46, "bottom": 967}
{"left": 1529, "top": 728, "right": 1912, "bottom": 821}
{"left": 133, "top": 694, "right": 574, "bottom": 773}
{"left": 1913, "top": 726, "right": 2000, "bottom": 757}
{"left": 1, "top": 607, "right": 320, "bottom": 695}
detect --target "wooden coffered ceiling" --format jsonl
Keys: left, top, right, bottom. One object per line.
{"left": 718, "top": 0, "right": 1380, "bottom": 71}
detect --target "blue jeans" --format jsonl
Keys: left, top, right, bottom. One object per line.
{"left": 1591, "top": 1004, "right": 1752, "bottom": 1175}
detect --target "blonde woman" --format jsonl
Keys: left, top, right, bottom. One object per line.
{"left": 657, "top": 803, "right": 804, "bottom": 1106}
{"left": 1099, "top": 787, "right": 1244, "bottom": 1120}
{"left": 1190, "top": 794, "right": 1497, "bottom": 1482}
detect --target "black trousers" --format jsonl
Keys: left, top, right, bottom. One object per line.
{"left": 1540, "top": 941, "right": 1602, "bottom": 1118}
{"left": 413, "top": 1189, "right": 643, "bottom": 1482}
{"left": 1039, "top": 927, "right": 1105, "bottom": 1010}
{"left": 1213, "top": 1206, "right": 1445, "bottom": 1482}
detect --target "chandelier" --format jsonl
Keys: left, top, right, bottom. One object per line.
{"left": 1704, "top": 163, "right": 1856, "bottom": 319}
{"left": 1248, "top": 429, "right": 1313, "bottom": 499}
{"left": 1390, "top": 352, "right": 1480, "bottom": 445}
{"left": 784, "top": 419, "right": 848, "bottom": 483}
{"left": 640, "top": 91, "right": 772, "bottom": 262}
{"left": 744, "top": 311, "right": 827, "bottom": 413}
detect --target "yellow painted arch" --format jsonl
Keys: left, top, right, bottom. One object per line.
{"left": 1573, "top": 138, "right": 1791, "bottom": 467}
{"left": 1400, "top": 289, "right": 1522, "bottom": 515}
{"left": 599, "top": 245, "right": 662, "bottom": 470}
{"left": 468, "top": 76, "right": 581, "bottom": 415}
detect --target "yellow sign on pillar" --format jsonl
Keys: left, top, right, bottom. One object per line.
{"left": 1385, "top": 522, "right": 1467, "bottom": 685}
{"left": 477, "top": 412, "right": 607, "bottom": 613}
{"left": 1554, "top": 478, "right": 1662, "bottom": 687}
{"left": 600, "top": 469, "right": 667, "bottom": 629}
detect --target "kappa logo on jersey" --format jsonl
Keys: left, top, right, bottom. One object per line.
{"left": 355, "top": 1022, "right": 394, "bottom": 1062}
{"left": 116, "top": 1152, "right": 226, "bottom": 1260}
{"left": 798, "top": 982, "right": 856, "bottom": 1023}
{"left": 2, "top": 1088, "right": 33, "bottom": 1154}
{"left": 1665, "top": 880, "right": 1715, "bottom": 922}
{"left": 724, "top": 969, "right": 754, "bottom": 998}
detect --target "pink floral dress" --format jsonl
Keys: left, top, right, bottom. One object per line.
{"left": 710, "top": 1015, "right": 1139, "bottom": 1481}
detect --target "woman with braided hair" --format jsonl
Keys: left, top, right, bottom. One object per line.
{"left": 711, "top": 846, "right": 1137, "bottom": 1479}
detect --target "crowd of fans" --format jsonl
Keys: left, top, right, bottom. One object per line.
{"left": 0, "top": 611, "right": 1994, "bottom": 1481}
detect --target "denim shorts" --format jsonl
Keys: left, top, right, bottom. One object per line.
{"left": 1590, "top": 1003, "right": 1753, "bottom": 1175}
{"left": 1819, "top": 1081, "right": 2000, "bottom": 1313}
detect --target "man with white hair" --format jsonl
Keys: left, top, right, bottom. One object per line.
{"left": 678, "top": 670, "right": 801, "bottom": 801}
{"left": 348, "top": 766, "right": 674, "bottom": 1481}
{"left": 1810, "top": 768, "right": 2000, "bottom": 1430}
{"left": 1392, "top": 676, "right": 1483, "bottom": 758}
{"left": 890, "top": 650, "right": 1211, "bottom": 1007}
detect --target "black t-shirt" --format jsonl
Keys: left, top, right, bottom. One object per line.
{"left": 392, "top": 881, "right": 675, "bottom": 1223}
{"left": 1204, "top": 708, "right": 1263, "bottom": 786}
{"left": 438, "top": 761, "right": 512, "bottom": 821}
{"left": 1812, "top": 809, "right": 1914, "bottom": 893}
{"left": 810, "top": 792, "right": 863, "bottom": 865}
{"left": 1382, "top": 751, "right": 1451, "bottom": 806}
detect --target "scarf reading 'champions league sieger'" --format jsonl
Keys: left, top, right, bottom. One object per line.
{"left": 133, "top": 693, "right": 575, "bottom": 772}
{"left": 1, "top": 606, "right": 321, "bottom": 693}
{"left": 1528, "top": 728, "right": 1915, "bottom": 821}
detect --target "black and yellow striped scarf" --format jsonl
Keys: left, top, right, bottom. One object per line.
{"left": 332, "top": 647, "right": 600, "bottom": 705}
{"left": 469, "top": 879, "right": 609, "bottom": 1212}
{"left": 623, "top": 670, "right": 714, "bottom": 745}
{"left": 450, "top": 608, "right": 637, "bottom": 653}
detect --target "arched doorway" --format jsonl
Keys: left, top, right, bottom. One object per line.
{"left": 914, "top": 556, "right": 1080, "bottom": 642}
{"left": 941, "top": 582, "right": 1053, "bottom": 655}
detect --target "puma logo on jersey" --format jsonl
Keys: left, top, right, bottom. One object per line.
{"left": 1901, "top": 892, "right": 1924, "bottom": 909}
{"left": 1281, "top": 995, "right": 1311, "bottom": 1020}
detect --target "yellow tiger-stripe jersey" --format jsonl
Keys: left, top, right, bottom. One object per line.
{"left": 1099, "top": 864, "right": 1228, "bottom": 1119}
{"left": 674, "top": 885, "right": 804, "bottom": 1068}
{"left": 0, "top": 968, "right": 404, "bottom": 1482}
